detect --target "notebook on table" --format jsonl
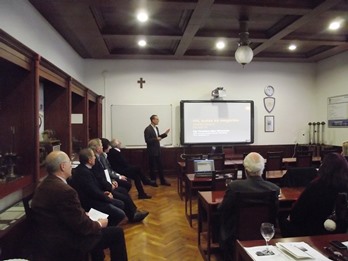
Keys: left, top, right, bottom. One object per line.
{"left": 194, "top": 159, "right": 215, "bottom": 178}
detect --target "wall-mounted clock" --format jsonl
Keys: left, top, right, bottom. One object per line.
{"left": 264, "top": 85, "right": 274, "bottom": 97}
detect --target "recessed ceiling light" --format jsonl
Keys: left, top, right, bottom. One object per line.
{"left": 138, "top": 39, "right": 147, "bottom": 47}
{"left": 137, "top": 11, "right": 148, "bottom": 23}
{"left": 288, "top": 44, "right": 297, "bottom": 51}
{"left": 328, "top": 21, "right": 341, "bottom": 30}
{"left": 216, "top": 41, "right": 226, "bottom": 50}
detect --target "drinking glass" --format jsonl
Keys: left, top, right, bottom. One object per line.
{"left": 260, "top": 222, "right": 275, "bottom": 254}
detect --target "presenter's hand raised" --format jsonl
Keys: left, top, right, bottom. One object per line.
{"left": 165, "top": 129, "right": 170, "bottom": 134}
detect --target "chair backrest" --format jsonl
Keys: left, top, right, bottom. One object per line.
{"left": 296, "top": 151, "right": 313, "bottom": 167}
{"left": 212, "top": 168, "right": 238, "bottom": 190}
{"left": 208, "top": 153, "right": 225, "bottom": 171}
{"left": 334, "top": 192, "right": 348, "bottom": 233}
{"left": 234, "top": 191, "right": 278, "bottom": 241}
{"left": 241, "top": 152, "right": 249, "bottom": 179}
{"left": 320, "top": 148, "right": 338, "bottom": 161}
{"left": 280, "top": 167, "right": 318, "bottom": 187}
{"left": 266, "top": 151, "right": 283, "bottom": 171}
{"left": 183, "top": 154, "right": 203, "bottom": 173}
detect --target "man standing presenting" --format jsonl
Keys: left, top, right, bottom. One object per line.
{"left": 144, "top": 114, "right": 171, "bottom": 186}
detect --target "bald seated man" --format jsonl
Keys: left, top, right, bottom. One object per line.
{"left": 31, "top": 151, "right": 128, "bottom": 261}
{"left": 218, "top": 152, "right": 280, "bottom": 261}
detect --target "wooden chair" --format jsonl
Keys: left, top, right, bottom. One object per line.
{"left": 220, "top": 191, "right": 278, "bottom": 259}
{"left": 265, "top": 151, "right": 284, "bottom": 181}
{"left": 208, "top": 153, "right": 225, "bottom": 171}
{"left": 177, "top": 154, "right": 203, "bottom": 199}
{"left": 295, "top": 151, "right": 313, "bottom": 167}
{"left": 234, "top": 191, "right": 278, "bottom": 240}
{"left": 280, "top": 167, "right": 318, "bottom": 187}
{"left": 333, "top": 193, "right": 348, "bottom": 234}
{"left": 212, "top": 168, "right": 238, "bottom": 191}
{"left": 320, "top": 148, "right": 338, "bottom": 161}
{"left": 240, "top": 152, "right": 249, "bottom": 179}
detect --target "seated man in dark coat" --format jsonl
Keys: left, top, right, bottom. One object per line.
{"left": 70, "top": 148, "right": 128, "bottom": 226}
{"left": 218, "top": 152, "right": 280, "bottom": 261}
{"left": 88, "top": 138, "right": 149, "bottom": 222}
{"left": 31, "top": 151, "right": 128, "bottom": 261}
{"left": 106, "top": 138, "right": 156, "bottom": 199}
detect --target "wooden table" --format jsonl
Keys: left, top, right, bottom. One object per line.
{"left": 178, "top": 156, "right": 320, "bottom": 198}
{"left": 236, "top": 233, "right": 348, "bottom": 261}
{"left": 184, "top": 174, "right": 212, "bottom": 227}
{"left": 197, "top": 187, "right": 305, "bottom": 261}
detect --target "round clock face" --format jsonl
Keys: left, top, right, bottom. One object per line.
{"left": 264, "top": 85, "right": 274, "bottom": 96}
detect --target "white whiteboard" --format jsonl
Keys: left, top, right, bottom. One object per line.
{"left": 111, "top": 104, "right": 172, "bottom": 147}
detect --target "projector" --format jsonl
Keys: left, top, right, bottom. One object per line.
{"left": 211, "top": 87, "right": 226, "bottom": 98}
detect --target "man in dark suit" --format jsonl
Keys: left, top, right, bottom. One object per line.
{"left": 144, "top": 114, "right": 171, "bottom": 186}
{"left": 106, "top": 138, "right": 156, "bottom": 199}
{"left": 69, "top": 148, "right": 128, "bottom": 226}
{"left": 218, "top": 152, "right": 280, "bottom": 261}
{"left": 88, "top": 138, "right": 149, "bottom": 222}
{"left": 31, "top": 151, "right": 128, "bottom": 261}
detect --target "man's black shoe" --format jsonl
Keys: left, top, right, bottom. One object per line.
{"left": 132, "top": 211, "right": 149, "bottom": 222}
{"left": 160, "top": 181, "right": 171, "bottom": 186}
{"left": 144, "top": 179, "right": 158, "bottom": 187}
{"left": 149, "top": 181, "right": 158, "bottom": 187}
{"left": 138, "top": 193, "right": 152, "bottom": 199}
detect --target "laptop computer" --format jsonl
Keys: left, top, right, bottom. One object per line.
{"left": 194, "top": 159, "right": 215, "bottom": 178}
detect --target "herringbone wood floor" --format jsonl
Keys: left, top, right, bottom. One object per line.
{"left": 105, "top": 176, "right": 221, "bottom": 261}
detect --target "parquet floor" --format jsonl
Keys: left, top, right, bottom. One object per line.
{"left": 105, "top": 176, "right": 219, "bottom": 261}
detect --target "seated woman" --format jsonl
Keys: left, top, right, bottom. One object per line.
{"left": 280, "top": 152, "right": 348, "bottom": 237}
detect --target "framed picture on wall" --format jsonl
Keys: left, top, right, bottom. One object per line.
{"left": 265, "top": 115, "right": 274, "bottom": 132}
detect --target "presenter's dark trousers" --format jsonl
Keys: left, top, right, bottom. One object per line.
{"left": 148, "top": 154, "right": 166, "bottom": 184}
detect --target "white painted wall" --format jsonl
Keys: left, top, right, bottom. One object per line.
{"left": 0, "top": 0, "right": 85, "bottom": 82}
{"left": 315, "top": 51, "right": 348, "bottom": 146}
{"left": 1, "top": 0, "right": 347, "bottom": 147}
{"left": 84, "top": 59, "right": 316, "bottom": 146}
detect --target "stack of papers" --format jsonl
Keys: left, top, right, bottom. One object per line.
{"left": 245, "top": 242, "right": 331, "bottom": 260}
{"left": 88, "top": 208, "right": 109, "bottom": 221}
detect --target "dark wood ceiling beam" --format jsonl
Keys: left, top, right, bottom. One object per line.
{"left": 307, "top": 44, "right": 348, "bottom": 61}
{"left": 174, "top": 0, "right": 215, "bottom": 57}
{"left": 211, "top": 4, "right": 312, "bottom": 16}
{"left": 252, "top": 0, "right": 343, "bottom": 56}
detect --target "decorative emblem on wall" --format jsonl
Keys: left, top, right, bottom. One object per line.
{"left": 264, "top": 97, "right": 275, "bottom": 113}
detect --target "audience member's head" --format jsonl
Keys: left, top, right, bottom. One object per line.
{"left": 88, "top": 138, "right": 103, "bottom": 155}
{"left": 110, "top": 139, "right": 122, "bottom": 149}
{"left": 342, "top": 141, "right": 348, "bottom": 156}
{"left": 79, "top": 148, "right": 95, "bottom": 166}
{"left": 318, "top": 152, "right": 348, "bottom": 191}
{"left": 100, "top": 138, "right": 111, "bottom": 152}
{"left": 243, "top": 152, "right": 265, "bottom": 177}
{"left": 46, "top": 151, "right": 71, "bottom": 179}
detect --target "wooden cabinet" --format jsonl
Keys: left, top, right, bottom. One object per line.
{"left": 0, "top": 29, "right": 103, "bottom": 251}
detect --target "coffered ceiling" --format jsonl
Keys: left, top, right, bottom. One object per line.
{"left": 29, "top": 0, "right": 348, "bottom": 62}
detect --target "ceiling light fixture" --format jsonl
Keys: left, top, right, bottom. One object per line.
{"left": 137, "top": 11, "right": 148, "bottom": 23}
{"left": 216, "top": 41, "right": 226, "bottom": 50}
{"left": 235, "top": 20, "right": 253, "bottom": 67}
{"left": 328, "top": 20, "right": 341, "bottom": 30}
{"left": 288, "top": 44, "right": 297, "bottom": 51}
{"left": 138, "top": 39, "right": 147, "bottom": 47}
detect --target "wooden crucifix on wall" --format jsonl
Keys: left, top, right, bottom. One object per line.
{"left": 137, "top": 77, "right": 145, "bottom": 88}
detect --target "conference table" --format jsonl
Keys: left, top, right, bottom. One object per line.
{"left": 177, "top": 156, "right": 320, "bottom": 199}
{"left": 184, "top": 171, "right": 290, "bottom": 227}
{"left": 197, "top": 188, "right": 305, "bottom": 261}
{"left": 236, "top": 233, "right": 348, "bottom": 261}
